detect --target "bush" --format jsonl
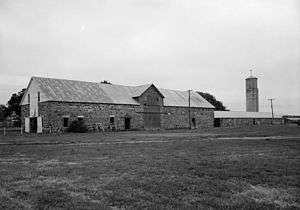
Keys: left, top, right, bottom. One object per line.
{"left": 68, "top": 120, "right": 88, "bottom": 133}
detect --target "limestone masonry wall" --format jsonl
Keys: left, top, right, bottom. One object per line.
{"left": 218, "top": 118, "right": 283, "bottom": 127}
{"left": 21, "top": 102, "right": 214, "bottom": 132}
{"left": 161, "top": 107, "right": 214, "bottom": 129}
{"left": 38, "top": 102, "right": 144, "bottom": 132}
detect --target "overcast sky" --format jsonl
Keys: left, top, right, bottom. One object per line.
{"left": 0, "top": 0, "right": 299, "bottom": 115}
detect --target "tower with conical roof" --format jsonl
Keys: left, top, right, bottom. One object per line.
{"left": 246, "top": 70, "right": 259, "bottom": 112}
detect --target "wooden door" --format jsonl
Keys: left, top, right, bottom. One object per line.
{"left": 37, "top": 116, "right": 43, "bottom": 133}
{"left": 30, "top": 117, "right": 37, "bottom": 133}
{"left": 25, "top": 117, "right": 30, "bottom": 133}
{"left": 144, "top": 113, "right": 161, "bottom": 129}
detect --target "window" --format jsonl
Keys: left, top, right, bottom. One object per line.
{"left": 63, "top": 117, "right": 69, "bottom": 127}
{"left": 28, "top": 94, "right": 30, "bottom": 104}
{"left": 77, "top": 116, "right": 84, "bottom": 121}
{"left": 110, "top": 116, "right": 115, "bottom": 124}
{"left": 38, "top": 92, "right": 40, "bottom": 102}
{"left": 253, "top": 119, "right": 256, "bottom": 125}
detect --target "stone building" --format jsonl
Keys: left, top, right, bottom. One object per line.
{"left": 214, "top": 111, "right": 283, "bottom": 127}
{"left": 20, "top": 77, "right": 215, "bottom": 133}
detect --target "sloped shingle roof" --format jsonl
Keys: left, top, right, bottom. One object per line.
{"left": 25, "top": 77, "right": 214, "bottom": 108}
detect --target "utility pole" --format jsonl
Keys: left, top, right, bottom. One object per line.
{"left": 188, "top": 90, "right": 191, "bottom": 129}
{"left": 268, "top": 98, "right": 275, "bottom": 123}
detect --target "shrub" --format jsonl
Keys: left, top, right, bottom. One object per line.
{"left": 68, "top": 120, "right": 88, "bottom": 133}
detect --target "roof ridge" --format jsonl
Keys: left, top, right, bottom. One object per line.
{"left": 159, "top": 87, "right": 195, "bottom": 93}
{"left": 32, "top": 76, "right": 101, "bottom": 85}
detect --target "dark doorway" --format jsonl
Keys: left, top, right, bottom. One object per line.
{"left": 30, "top": 117, "right": 37, "bottom": 133}
{"left": 214, "top": 118, "right": 221, "bottom": 127}
{"left": 125, "top": 117, "right": 131, "bottom": 130}
{"left": 192, "top": 118, "right": 196, "bottom": 128}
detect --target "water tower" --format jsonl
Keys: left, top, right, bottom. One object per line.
{"left": 246, "top": 71, "right": 259, "bottom": 112}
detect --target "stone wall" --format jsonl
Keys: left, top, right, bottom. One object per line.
{"left": 38, "top": 101, "right": 144, "bottom": 132}
{"left": 218, "top": 118, "right": 283, "bottom": 127}
{"left": 161, "top": 106, "right": 214, "bottom": 129}
{"left": 20, "top": 104, "right": 30, "bottom": 125}
{"left": 21, "top": 101, "right": 215, "bottom": 132}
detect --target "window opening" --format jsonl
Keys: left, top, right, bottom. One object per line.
{"left": 214, "top": 118, "right": 221, "bottom": 127}
{"left": 110, "top": 117, "right": 115, "bottom": 124}
{"left": 63, "top": 117, "right": 69, "bottom": 127}
{"left": 38, "top": 92, "right": 40, "bottom": 102}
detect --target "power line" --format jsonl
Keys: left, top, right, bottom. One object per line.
{"left": 188, "top": 90, "right": 191, "bottom": 130}
{"left": 268, "top": 98, "right": 275, "bottom": 123}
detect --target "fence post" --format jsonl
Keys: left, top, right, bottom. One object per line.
{"left": 3, "top": 127, "right": 6, "bottom": 136}
{"left": 21, "top": 126, "right": 23, "bottom": 135}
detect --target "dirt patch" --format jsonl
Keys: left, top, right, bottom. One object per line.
{"left": 235, "top": 184, "right": 299, "bottom": 208}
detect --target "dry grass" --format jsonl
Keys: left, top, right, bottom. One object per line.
{"left": 0, "top": 125, "right": 299, "bottom": 209}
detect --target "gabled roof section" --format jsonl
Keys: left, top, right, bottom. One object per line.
{"left": 159, "top": 88, "right": 214, "bottom": 108}
{"left": 22, "top": 76, "right": 215, "bottom": 108}
{"left": 132, "top": 84, "right": 153, "bottom": 97}
{"left": 31, "top": 77, "right": 113, "bottom": 104}
{"left": 98, "top": 83, "right": 141, "bottom": 105}
{"left": 138, "top": 84, "right": 165, "bottom": 99}
{"left": 20, "top": 77, "right": 33, "bottom": 105}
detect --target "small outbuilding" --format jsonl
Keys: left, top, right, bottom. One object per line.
{"left": 283, "top": 115, "right": 300, "bottom": 126}
{"left": 214, "top": 111, "right": 283, "bottom": 127}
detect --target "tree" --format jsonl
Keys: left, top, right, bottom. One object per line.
{"left": 101, "top": 80, "right": 112, "bottom": 84}
{"left": 0, "top": 104, "right": 8, "bottom": 121}
{"left": 197, "top": 92, "right": 228, "bottom": 111}
{"left": 6, "top": 88, "right": 26, "bottom": 116}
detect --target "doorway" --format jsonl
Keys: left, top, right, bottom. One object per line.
{"left": 30, "top": 117, "right": 37, "bottom": 133}
{"left": 214, "top": 118, "right": 221, "bottom": 127}
{"left": 192, "top": 118, "right": 196, "bottom": 128}
{"left": 125, "top": 117, "right": 131, "bottom": 130}
{"left": 144, "top": 113, "right": 161, "bottom": 129}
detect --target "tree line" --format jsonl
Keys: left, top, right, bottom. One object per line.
{"left": 0, "top": 88, "right": 26, "bottom": 121}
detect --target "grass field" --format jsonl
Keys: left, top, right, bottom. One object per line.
{"left": 0, "top": 125, "right": 299, "bottom": 209}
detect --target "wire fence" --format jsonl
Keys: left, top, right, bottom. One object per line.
{"left": 1, "top": 127, "right": 23, "bottom": 136}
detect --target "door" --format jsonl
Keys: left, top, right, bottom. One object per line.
{"left": 30, "top": 117, "right": 37, "bottom": 133}
{"left": 192, "top": 118, "right": 196, "bottom": 128}
{"left": 37, "top": 116, "right": 43, "bottom": 133}
{"left": 144, "top": 113, "right": 161, "bottom": 129}
{"left": 25, "top": 117, "right": 30, "bottom": 133}
{"left": 125, "top": 117, "right": 131, "bottom": 130}
{"left": 214, "top": 118, "right": 221, "bottom": 127}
